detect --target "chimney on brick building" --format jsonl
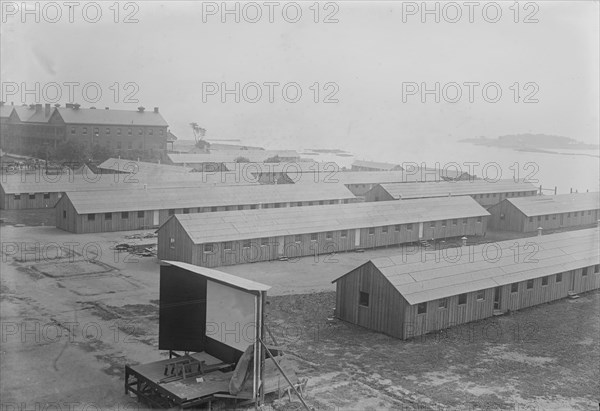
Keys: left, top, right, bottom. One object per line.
{"left": 154, "top": 107, "right": 159, "bottom": 113}
{"left": 45, "top": 103, "right": 51, "bottom": 117}
{"left": 138, "top": 106, "right": 145, "bottom": 112}
{"left": 35, "top": 103, "right": 42, "bottom": 113}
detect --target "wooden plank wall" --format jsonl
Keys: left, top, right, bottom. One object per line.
{"left": 335, "top": 263, "right": 407, "bottom": 339}
{"left": 157, "top": 218, "right": 196, "bottom": 264}
{"left": 56, "top": 198, "right": 353, "bottom": 234}
{"left": 401, "top": 264, "right": 600, "bottom": 339}
{"left": 522, "top": 209, "right": 600, "bottom": 232}
{"left": 1, "top": 191, "right": 61, "bottom": 209}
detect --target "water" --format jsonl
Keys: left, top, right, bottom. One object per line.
{"left": 299, "top": 140, "right": 599, "bottom": 195}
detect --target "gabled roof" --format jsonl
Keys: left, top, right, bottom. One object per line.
{"left": 168, "top": 150, "right": 300, "bottom": 164}
{"left": 97, "top": 158, "right": 193, "bottom": 175}
{"left": 352, "top": 160, "right": 403, "bottom": 171}
{"left": 62, "top": 182, "right": 355, "bottom": 214}
{"left": 375, "top": 179, "right": 538, "bottom": 199}
{"left": 504, "top": 192, "right": 600, "bottom": 216}
{"left": 295, "top": 170, "right": 468, "bottom": 185}
{"left": 0, "top": 170, "right": 257, "bottom": 194}
{"left": 53, "top": 107, "right": 168, "bottom": 127}
{"left": 164, "top": 196, "right": 489, "bottom": 244}
{"left": 334, "top": 228, "right": 599, "bottom": 305}
{"left": 161, "top": 260, "right": 270, "bottom": 292}
{"left": 0, "top": 105, "right": 14, "bottom": 119}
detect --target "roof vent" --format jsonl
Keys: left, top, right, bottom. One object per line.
{"left": 73, "top": 103, "right": 81, "bottom": 110}
{"left": 54, "top": 103, "right": 60, "bottom": 107}
{"left": 90, "top": 107, "right": 96, "bottom": 109}
{"left": 105, "top": 107, "right": 109, "bottom": 110}
{"left": 138, "top": 106, "right": 145, "bottom": 112}
{"left": 154, "top": 107, "right": 159, "bottom": 113}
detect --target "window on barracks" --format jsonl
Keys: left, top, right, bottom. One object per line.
{"left": 556, "top": 273, "right": 562, "bottom": 282}
{"left": 476, "top": 290, "right": 485, "bottom": 301}
{"left": 340, "top": 230, "right": 348, "bottom": 238}
{"left": 452, "top": 219, "right": 457, "bottom": 226}
{"left": 224, "top": 242, "right": 233, "bottom": 251}
{"left": 117, "top": 128, "right": 121, "bottom": 135}
{"left": 595, "top": 265, "right": 600, "bottom": 274}
{"left": 462, "top": 219, "right": 467, "bottom": 225}
{"left": 542, "top": 276, "right": 549, "bottom": 286}
{"left": 43, "top": 193, "right": 50, "bottom": 199}
{"left": 14, "top": 194, "right": 21, "bottom": 200}
{"left": 477, "top": 216, "right": 482, "bottom": 223}
{"left": 261, "top": 238, "right": 269, "bottom": 246}
{"left": 567, "top": 213, "right": 570, "bottom": 218}
{"left": 406, "top": 224, "right": 413, "bottom": 230}
{"left": 438, "top": 298, "right": 448, "bottom": 309}
{"left": 211, "top": 207, "right": 218, "bottom": 212}
{"left": 169, "top": 238, "right": 175, "bottom": 249}
{"left": 121, "top": 212, "right": 129, "bottom": 219}
{"left": 359, "top": 291, "right": 369, "bottom": 307}
{"left": 430, "top": 222, "right": 436, "bottom": 228}
{"left": 311, "top": 233, "right": 318, "bottom": 241}
{"left": 105, "top": 213, "right": 112, "bottom": 220}
{"left": 71, "top": 127, "right": 75, "bottom": 134}
{"left": 368, "top": 227, "right": 375, "bottom": 235}
{"left": 87, "top": 214, "right": 95, "bottom": 221}
{"left": 552, "top": 215, "right": 556, "bottom": 220}
{"left": 295, "top": 235, "right": 302, "bottom": 243}
{"left": 62, "top": 210, "right": 66, "bottom": 218}
{"left": 243, "top": 240, "right": 251, "bottom": 248}
{"left": 326, "top": 231, "right": 334, "bottom": 239}
{"left": 511, "top": 283, "right": 518, "bottom": 293}
{"left": 343, "top": 199, "right": 349, "bottom": 204}
{"left": 582, "top": 267, "right": 588, "bottom": 277}
{"left": 168, "top": 209, "right": 175, "bottom": 216}
{"left": 382, "top": 226, "right": 388, "bottom": 233}
{"left": 106, "top": 128, "right": 110, "bottom": 134}
{"left": 183, "top": 208, "right": 190, "bottom": 214}
{"left": 417, "top": 302, "right": 427, "bottom": 314}
{"left": 545, "top": 215, "right": 549, "bottom": 221}
{"left": 537, "top": 216, "right": 541, "bottom": 222}
{"left": 529, "top": 217, "right": 533, "bottom": 223}
{"left": 526, "top": 279, "right": 534, "bottom": 289}
{"left": 500, "top": 213, "right": 505, "bottom": 220}
{"left": 395, "top": 225, "right": 401, "bottom": 232}
{"left": 138, "top": 211, "right": 144, "bottom": 218}
{"left": 204, "top": 244, "right": 213, "bottom": 253}
{"left": 138, "top": 128, "right": 143, "bottom": 135}
{"left": 29, "top": 194, "right": 35, "bottom": 200}
{"left": 441, "top": 220, "right": 447, "bottom": 227}
{"left": 588, "top": 210, "right": 592, "bottom": 216}
{"left": 128, "top": 129, "right": 132, "bottom": 135}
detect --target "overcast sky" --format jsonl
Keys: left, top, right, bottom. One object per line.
{"left": 2, "top": 1, "right": 598, "bottom": 152}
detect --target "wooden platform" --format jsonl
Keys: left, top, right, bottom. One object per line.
{"left": 125, "top": 351, "right": 299, "bottom": 408}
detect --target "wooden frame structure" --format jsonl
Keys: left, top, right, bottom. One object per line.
{"left": 157, "top": 196, "right": 489, "bottom": 268}
{"left": 487, "top": 192, "right": 600, "bottom": 232}
{"left": 124, "top": 261, "right": 305, "bottom": 408}
{"left": 332, "top": 228, "right": 600, "bottom": 339}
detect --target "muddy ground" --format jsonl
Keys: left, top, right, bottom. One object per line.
{"left": 0, "top": 218, "right": 598, "bottom": 410}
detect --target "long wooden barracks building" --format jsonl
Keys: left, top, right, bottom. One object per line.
{"left": 365, "top": 179, "right": 539, "bottom": 208}
{"left": 297, "top": 170, "right": 476, "bottom": 196}
{"left": 56, "top": 183, "right": 356, "bottom": 234}
{"left": 487, "top": 192, "right": 600, "bottom": 232}
{"left": 157, "top": 196, "right": 489, "bottom": 268}
{"left": 333, "top": 228, "right": 600, "bottom": 340}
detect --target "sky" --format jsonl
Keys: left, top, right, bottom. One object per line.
{"left": 1, "top": 0, "right": 599, "bottom": 155}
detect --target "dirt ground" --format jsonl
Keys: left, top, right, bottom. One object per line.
{"left": 1, "top": 220, "right": 598, "bottom": 410}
